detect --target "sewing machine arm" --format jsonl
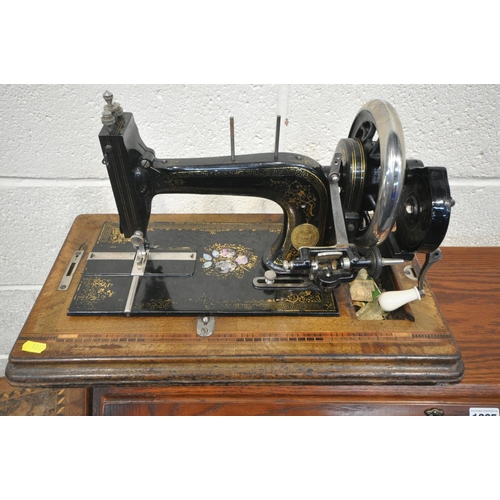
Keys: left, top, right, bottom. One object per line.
{"left": 99, "top": 94, "right": 454, "bottom": 304}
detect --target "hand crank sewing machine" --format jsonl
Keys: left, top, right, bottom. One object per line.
{"left": 7, "top": 91, "right": 464, "bottom": 387}
{"left": 68, "top": 92, "right": 453, "bottom": 324}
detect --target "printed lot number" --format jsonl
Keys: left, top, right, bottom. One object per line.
{"left": 469, "top": 408, "right": 499, "bottom": 416}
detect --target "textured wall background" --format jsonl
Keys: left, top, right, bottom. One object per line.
{"left": 1, "top": 84, "right": 499, "bottom": 376}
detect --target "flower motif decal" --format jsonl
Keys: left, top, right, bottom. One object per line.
{"left": 201, "top": 243, "right": 257, "bottom": 278}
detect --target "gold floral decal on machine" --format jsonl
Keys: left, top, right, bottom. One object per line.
{"left": 97, "top": 223, "right": 130, "bottom": 246}
{"left": 72, "top": 277, "right": 116, "bottom": 310}
{"left": 201, "top": 243, "right": 258, "bottom": 278}
{"left": 268, "top": 179, "right": 317, "bottom": 220}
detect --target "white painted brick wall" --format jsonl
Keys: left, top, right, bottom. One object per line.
{"left": 1, "top": 84, "right": 499, "bottom": 376}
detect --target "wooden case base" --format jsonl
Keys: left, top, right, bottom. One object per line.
{"left": 6, "top": 214, "right": 463, "bottom": 388}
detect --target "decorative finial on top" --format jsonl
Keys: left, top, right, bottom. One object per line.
{"left": 101, "top": 90, "right": 123, "bottom": 131}
{"left": 103, "top": 90, "right": 114, "bottom": 106}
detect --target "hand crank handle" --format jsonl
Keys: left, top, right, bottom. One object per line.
{"left": 377, "top": 249, "right": 443, "bottom": 312}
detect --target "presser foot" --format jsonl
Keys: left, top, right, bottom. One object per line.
{"left": 130, "top": 230, "right": 148, "bottom": 271}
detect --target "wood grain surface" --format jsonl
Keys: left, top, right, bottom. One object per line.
{"left": 0, "top": 377, "right": 89, "bottom": 416}
{"left": 6, "top": 214, "right": 464, "bottom": 387}
{"left": 4, "top": 215, "right": 500, "bottom": 415}
{"left": 95, "top": 253, "right": 500, "bottom": 415}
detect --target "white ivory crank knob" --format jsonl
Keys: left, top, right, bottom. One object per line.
{"left": 377, "top": 287, "right": 421, "bottom": 312}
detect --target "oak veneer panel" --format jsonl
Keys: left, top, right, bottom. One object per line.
{"left": 8, "top": 215, "right": 500, "bottom": 415}
{"left": 6, "top": 214, "right": 463, "bottom": 387}
{"left": 0, "top": 377, "right": 89, "bottom": 416}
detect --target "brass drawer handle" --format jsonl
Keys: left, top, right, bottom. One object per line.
{"left": 424, "top": 408, "right": 445, "bottom": 416}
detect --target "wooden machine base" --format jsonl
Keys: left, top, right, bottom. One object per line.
{"left": 6, "top": 214, "right": 463, "bottom": 390}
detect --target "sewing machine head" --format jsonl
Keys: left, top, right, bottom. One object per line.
{"left": 68, "top": 92, "right": 454, "bottom": 318}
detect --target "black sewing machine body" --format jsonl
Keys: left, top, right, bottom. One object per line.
{"left": 99, "top": 111, "right": 333, "bottom": 271}
{"left": 68, "top": 94, "right": 454, "bottom": 320}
